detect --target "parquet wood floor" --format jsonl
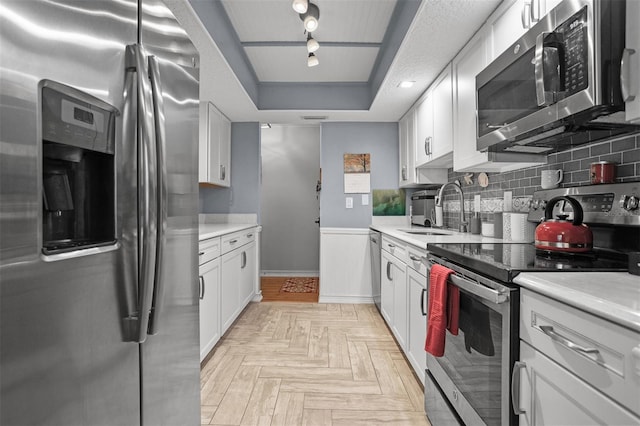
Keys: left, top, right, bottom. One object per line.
{"left": 200, "top": 302, "right": 430, "bottom": 426}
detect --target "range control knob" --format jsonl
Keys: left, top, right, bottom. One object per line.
{"left": 539, "top": 200, "right": 547, "bottom": 211}
{"left": 625, "top": 195, "right": 639, "bottom": 211}
{"left": 531, "top": 199, "right": 540, "bottom": 210}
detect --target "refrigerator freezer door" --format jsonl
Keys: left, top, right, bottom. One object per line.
{"left": 0, "top": 1, "right": 140, "bottom": 425}
{"left": 139, "top": 1, "right": 201, "bottom": 425}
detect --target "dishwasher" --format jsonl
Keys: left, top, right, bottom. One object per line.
{"left": 369, "top": 229, "right": 381, "bottom": 312}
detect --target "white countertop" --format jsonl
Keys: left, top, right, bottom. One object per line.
{"left": 370, "top": 224, "right": 504, "bottom": 249}
{"left": 199, "top": 223, "right": 258, "bottom": 241}
{"left": 514, "top": 272, "right": 640, "bottom": 332}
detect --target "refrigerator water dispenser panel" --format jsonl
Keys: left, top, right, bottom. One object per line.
{"left": 41, "top": 81, "right": 117, "bottom": 255}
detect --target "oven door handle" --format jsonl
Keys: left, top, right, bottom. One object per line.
{"left": 448, "top": 273, "right": 509, "bottom": 305}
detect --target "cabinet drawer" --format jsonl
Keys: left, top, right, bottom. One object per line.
{"left": 406, "top": 244, "right": 428, "bottom": 276}
{"left": 221, "top": 228, "right": 256, "bottom": 254}
{"left": 199, "top": 237, "right": 220, "bottom": 265}
{"left": 381, "top": 235, "right": 408, "bottom": 264}
{"left": 520, "top": 289, "right": 640, "bottom": 416}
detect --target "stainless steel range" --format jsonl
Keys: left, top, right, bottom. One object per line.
{"left": 424, "top": 182, "right": 640, "bottom": 426}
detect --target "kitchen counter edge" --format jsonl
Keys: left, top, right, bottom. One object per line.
{"left": 199, "top": 223, "right": 259, "bottom": 241}
{"left": 370, "top": 225, "right": 504, "bottom": 249}
{"left": 514, "top": 272, "right": 640, "bottom": 333}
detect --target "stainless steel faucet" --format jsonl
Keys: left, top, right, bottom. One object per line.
{"left": 436, "top": 182, "right": 468, "bottom": 233}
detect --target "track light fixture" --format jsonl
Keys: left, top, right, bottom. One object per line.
{"left": 299, "top": 2, "right": 319, "bottom": 32}
{"left": 307, "top": 52, "right": 319, "bottom": 67}
{"left": 306, "top": 33, "right": 319, "bottom": 53}
{"left": 291, "top": 0, "right": 308, "bottom": 14}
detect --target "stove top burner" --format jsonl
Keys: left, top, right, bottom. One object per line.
{"left": 427, "top": 242, "right": 629, "bottom": 283}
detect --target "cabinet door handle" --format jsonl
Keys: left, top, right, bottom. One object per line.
{"left": 199, "top": 251, "right": 204, "bottom": 256}
{"left": 199, "top": 275, "right": 205, "bottom": 300}
{"left": 387, "top": 243, "right": 395, "bottom": 249}
{"left": 229, "top": 239, "right": 238, "bottom": 245}
{"left": 241, "top": 251, "right": 247, "bottom": 269}
{"left": 420, "top": 288, "right": 427, "bottom": 316}
{"left": 409, "top": 254, "right": 421, "bottom": 262}
{"left": 220, "top": 164, "right": 226, "bottom": 181}
{"left": 401, "top": 166, "right": 407, "bottom": 181}
{"left": 539, "top": 325, "right": 600, "bottom": 354}
{"left": 521, "top": 0, "right": 531, "bottom": 29}
{"left": 386, "top": 261, "right": 392, "bottom": 281}
{"left": 246, "top": 233, "right": 253, "bottom": 238}
{"left": 511, "top": 361, "right": 527, "bottom": 415}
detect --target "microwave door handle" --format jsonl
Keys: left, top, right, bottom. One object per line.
{"left": 621, "top": 49, "right": 637, "bottom": 102}
{"left": 535, "top": 32, "right": 555, "bottom": 107}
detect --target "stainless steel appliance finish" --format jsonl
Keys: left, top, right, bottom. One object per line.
{"left": 0, "top": 1, "right": 201, "bottom": 425}
{"left": 476, "top": 0, "right": 638, "bottom": 155}
{"left": 411, "top": 189, "right": 438, "bottom": 227}
{"left": 424, "top": 256, "right": 519, "bottom": 426}
{"left": 369, "top": 229, "right": 382, "bottom": 311}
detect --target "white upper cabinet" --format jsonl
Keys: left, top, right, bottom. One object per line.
{"left": 488, "top": 0, "right": 530, "bottom": 60}
{"left": 414, "top": 94, "right": 432, "bottom": 167}
{"left": 414, "top": 65, "right": 453, "bottom": 169}
{"left": 398, "top": 109, "right": 416, "bottom": 187}
{"left": 199, "top": 101, "right": 231, "bottom": 187}
{"left": 625, "top": 0, "right": 640, "bottom": 123}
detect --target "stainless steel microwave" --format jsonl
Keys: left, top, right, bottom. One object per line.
{"left": 476, "top": 0, "right": 638, "bottom": 154}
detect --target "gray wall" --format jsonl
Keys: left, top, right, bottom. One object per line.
{"left": 199, "top": 122, "right": 261, "bottom": 218}
{"left": 260, "top": 125, "right": 321, "bottom": 273}
{"left": 320, "top": 122, "right": 399, "bottom": 228}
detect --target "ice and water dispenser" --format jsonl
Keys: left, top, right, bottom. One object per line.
{"left": 41, "top": 81, "right": 117, "bottom": 254}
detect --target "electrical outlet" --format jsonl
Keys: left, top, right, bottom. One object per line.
{"left": 346, "top": 197, "right": 353, "bottom": 209}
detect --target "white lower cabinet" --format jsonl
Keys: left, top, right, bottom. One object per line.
{"left": 380, "top": 235, "right": 428, "bottom": 381}
{"left": 199, "top": 257, "right": 220, "bottom": 362}
{"left": 381, "top": 249, "right": 407, "bottom": 350}
{"left": 517, "top": 342, "right": 640, "bottom": 426}
{"left": 515, "top": 288, "right": 640, "bottom": 425}
{"left": 407, "top": 266, "right": 427, "bottom": 385}
{"left": 199, "top": 227, "right": 258, "bottom": 361}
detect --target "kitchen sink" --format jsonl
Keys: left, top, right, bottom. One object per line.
{"left": 399, "top": 229, "right": 450, "bottom": 236}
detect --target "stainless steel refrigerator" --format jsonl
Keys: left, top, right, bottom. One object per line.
{"left": 0, "top": 1, "right": 201, "bottom": 424}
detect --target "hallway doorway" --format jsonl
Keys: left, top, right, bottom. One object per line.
{"left": 260, "top": 125, "right": 321, "bottom": 291}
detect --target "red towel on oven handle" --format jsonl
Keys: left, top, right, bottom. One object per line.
{"left": 424, "top": 264, "right": 460, "bottom": 357}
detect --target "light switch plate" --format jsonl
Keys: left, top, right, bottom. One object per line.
{"left": 346, "top": 197, "right": 353, "bottom": 209}
{"left": 362, "top": 194, "right": 369, "bottom": 205}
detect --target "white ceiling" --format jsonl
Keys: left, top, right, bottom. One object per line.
{"left": 166, "top": 0, "right": 502, "bottom": 125}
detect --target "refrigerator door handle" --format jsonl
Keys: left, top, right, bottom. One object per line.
{"left": 147, "top": 54, "right": 168, "bottom": 336}
{"left": 129, "top": 44, "right": 158, "bottom": 344}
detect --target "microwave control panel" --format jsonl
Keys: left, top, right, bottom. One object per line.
{"left": 557, "top": 7, "right": 588, "bottom": 96}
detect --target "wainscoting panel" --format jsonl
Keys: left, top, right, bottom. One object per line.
{"left": 319, "top": 228, "right": 373, "bottom": 304}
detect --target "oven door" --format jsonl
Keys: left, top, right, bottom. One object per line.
{"left": 425, "top": 256, "right": 519, "bottom": 426}
{"left": 477, "top": 0, "right": 598, "bottom": 152}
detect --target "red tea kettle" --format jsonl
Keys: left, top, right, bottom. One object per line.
{"left": 534, "top": 196, "right": 593, "bottom": 253}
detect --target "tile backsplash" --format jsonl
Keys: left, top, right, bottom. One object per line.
{"left": 440, "top": 133, "right": 640, "bottom": 229}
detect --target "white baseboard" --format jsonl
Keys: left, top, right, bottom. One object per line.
{"left": 318, "top": 295, "right": 374, "bottom": 304}
{"left": 261, "top": 270, "right": 319, "bottom": 277}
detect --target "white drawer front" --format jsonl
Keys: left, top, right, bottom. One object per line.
{"left": 199, "top": 237, "right": 220, "bottom": 265}
{"left": 381, "top": 235, "right": 408, "bottom": 264}
{"left": 406, "top": 244, "right": 427, "bottom": 276}
{"left": 520, "top": 289, "right": 640, "bottom": 416}
{"left": 221, "top": 228, "right": 256, "bottom": 254}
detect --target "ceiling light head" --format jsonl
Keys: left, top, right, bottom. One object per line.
{"left": 306, "top": 33, "right": 319, "bottom": 53}
{"left": 300, "top": 3, "right": 319, "bottom": 32}
{"left": 307, "top": 52, "right": 319, "bottom": 67}
{"left": 398, "top": 81, "right": 416, "bottom": 88}
{"left": 292, "top": 0, "right": 308, "bottom": 14}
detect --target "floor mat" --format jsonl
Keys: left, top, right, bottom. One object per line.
{"left": 280, "top": 277, "right": 319, "bottom": 293}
